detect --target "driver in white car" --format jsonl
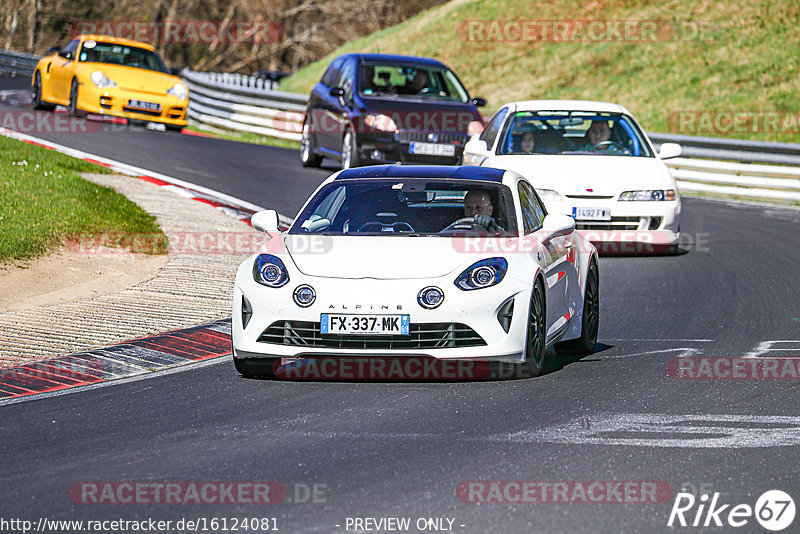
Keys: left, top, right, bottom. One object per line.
{"left": 463, "top": 189, "right": 498, "bottom": 230}
{"left": 584, "top": 120, "right": 627, "bottom": 154}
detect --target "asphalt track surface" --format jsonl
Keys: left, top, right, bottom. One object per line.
{"left": 2, "top": 74, "right": 800, "bottom": 533}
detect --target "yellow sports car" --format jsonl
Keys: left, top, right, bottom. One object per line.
{"left": 32, "top": 34, "right": 188, "bottom": 129}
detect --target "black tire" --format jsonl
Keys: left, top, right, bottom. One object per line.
{"left": 67, "top": 78, "right": 80, "bottom": 115}
{"left": 165, "top": 124, "right": 185, "bottom": 132}
{"left": 233, "top": 356, "right": 278, "bottom": 378}
{"left": 518, "top": 279, "right": 547, "bottom": 377}
{"left": 555, "top": 259, "right": 599, "bottom": 355}
{"left": 300, "top": 118, "right": 322, "bottom": 167}
{"left": 31, "top": 71, "right": 55, "bottom": 111}
{"left": 340, "top": 127, "right": 358, "bottom": 170}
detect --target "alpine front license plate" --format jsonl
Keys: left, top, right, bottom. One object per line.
{"left": 321, "top": 314, "right": 410, "bottom": 335}
{"left": 409, "top": 142, "right": 456, "bottom": 157}
{"left": 128, "top": 99, "right": 161, "bottom": 112}
{"left": 572, "top": 207, "right": 612, "bottom": 221}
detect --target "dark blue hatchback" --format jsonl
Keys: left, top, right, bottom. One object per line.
{"left": 300, "top": 53, "right": 486, "bottom": 170}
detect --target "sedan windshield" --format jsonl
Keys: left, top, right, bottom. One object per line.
{"left": 359, "top": 64, "right": 469, "bottom": 103}
{"left": 497, "top": 111, "right": 654, "bottom": 157}
{"left": 290, "top": 179, "right": 518, "bottom": 236}
{"left": 78, "top": 41, "right": 168, "bottom": 73}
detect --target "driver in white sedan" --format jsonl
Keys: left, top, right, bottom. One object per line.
{"left": 463, "top": 189, "right": 499, "bottom": 230}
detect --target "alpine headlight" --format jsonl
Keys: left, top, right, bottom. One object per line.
{"left": 536, "top": 188, "right": 564, "bottom": 202}
{"left": 253, "top": 254, "right": 289, "bottom": 287}
{"left": 363, "top": 113, "right": 398, "bottom": 133}
{"left": 618, "top": 189, "right": 676, "bottom": 201}
{"left": 167, "top": 83, "right": 188, "bottom": 101}
{"left": 455, "top": 258, "right": 508, "bottom": 291}
{"left": 90, "top": 70, "right": 116, "bottom": 88}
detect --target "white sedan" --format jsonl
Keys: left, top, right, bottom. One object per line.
{"left": 463, "top": 100, "right": 682, "bottom": 252}
{"left": 232, "top": 165, "right": 599, "bottom": 379}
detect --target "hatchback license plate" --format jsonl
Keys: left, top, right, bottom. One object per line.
{"left": 321, "top": 314, "right": 410, "bottom": 335}
{"left": 409, "top": 142, "right": 455, "bottom": 157}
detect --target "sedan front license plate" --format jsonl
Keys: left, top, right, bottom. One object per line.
{"left": 409, "top": 142, "right": 456, "bottom": 157}
{"left": 128, "top": 99, "right": 161, "bottom": 112}
{"left": 321, "top": 314, "right": 410, "bottom": 335}
{"left": 572, "top": 207, "right": 611, "bottom": 221}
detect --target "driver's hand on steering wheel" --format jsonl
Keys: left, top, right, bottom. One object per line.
{"left": 473, "top": 214, "right": 495, "bottom": 229}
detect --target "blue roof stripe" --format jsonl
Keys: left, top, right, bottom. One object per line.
{"left": 334, "top": 165, "right": 504, "bottom": 182}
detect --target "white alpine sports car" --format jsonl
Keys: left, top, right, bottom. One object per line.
{"left": 463, "top": 100, "right": 682, "bottom": 252}
{"left": 232, "top": 165, "right": 599, "bottom": 379}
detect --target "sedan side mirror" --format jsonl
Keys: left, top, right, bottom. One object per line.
{"left": 251, "top": 210, "right": 280, "bottom": 233}
{"left": 542, "top": 213, "right": 576, "bottom": 238}
{"left": 58, "top": 50, "right": 72, "bottom": 60}
{"left": 471, "top": 97, "right": 487, "bottom": 107}
{"left": 658, "top": 143, "right": 682, "bottom": 160}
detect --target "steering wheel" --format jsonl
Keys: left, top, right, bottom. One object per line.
{"left": 442, "top": 216, "right": 501, "bottom": 233}
{"left": 357, "top": 221, "right": 415, "bottom": 233}
{"left": 591, "top": 140, "right": 632, "bottom": 155}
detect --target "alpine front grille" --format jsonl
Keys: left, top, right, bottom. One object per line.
{"left": 258, "top": 321, "right": 486, "bottom": 349}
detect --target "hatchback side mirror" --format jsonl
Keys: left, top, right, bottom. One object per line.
{"left": 471, "top": 97, "right": 487, "bottom": 107}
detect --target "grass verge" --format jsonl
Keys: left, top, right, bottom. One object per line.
{"left": 0, "top": 135, "right": 166, "bottom": 265}
{"left": 279, "top": 0, "right": 800, "bottom": 143}
{"left": 184, "top": 124, "right": 301, "bottom": 149}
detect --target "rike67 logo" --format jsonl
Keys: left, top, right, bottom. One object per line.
{"left": 668, "top": 490, "right": 795, "bottom": 531}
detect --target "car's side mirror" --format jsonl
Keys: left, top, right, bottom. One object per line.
{"left": 471, "top": 97, "right": 487, "bottom": 107}
{"left": 658, "top": 142, "right": 682, "bottom": 160}
{"left": 251, "top": 210, "right": 280, "bottom": 233}
{"left": 329, "top": 87, "right": 344, "bottom": 98}
{"left": 48, "top": 46, "right": 61, "bottom": 54}
{"left": 542, "top": 213, "right": 576, "bottom": 238}
{"left": 58, "top": 50, "right": 72, "bottom": 60}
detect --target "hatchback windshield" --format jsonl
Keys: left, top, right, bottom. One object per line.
{"left": 290, "top": 179, "right": 518, "bottom": 236}
{"left": 79, "top": 41, "right": 168, "bottom": 73}
{"left": 497, "top": 111, "right": 653, "bottom": 157}
{"left": 359, "top": 64, "right": 469, "bottom": 103}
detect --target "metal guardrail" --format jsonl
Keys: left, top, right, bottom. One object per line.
{"left": 0, "top": 49, "right": 40, "bottom": 78}
{"left": 0, "top": 55, "right": 795, "bottom": 203}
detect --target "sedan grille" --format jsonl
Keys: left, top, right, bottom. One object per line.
{"left": 575, "top": 216, "right": 641, "bottom": 231}
{"left": 258, "top": 321, "right": 486, "bottom": 349}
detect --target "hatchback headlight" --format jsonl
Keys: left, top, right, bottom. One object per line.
{"left": 455, "top": 258, "right": 508, "bottom": 291}
{"left": 618, "top": 189, "right": 676, "bottom": 201}
{"left": 253, "top": 254, "right": 289, "bottom": 287}
{"left": 167, "top": 83, "right": 188, "bottom": 101}
{"left": 90, "top": 70, "right": 116, "bottom": 88}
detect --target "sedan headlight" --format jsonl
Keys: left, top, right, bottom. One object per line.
{"left": 90, "top": 70, "right": 116, "bottom": 88}
{"left": 536, "top": 188, "right": 564, "bottom": 202}
{"left": 618, "top": 189, "right": 676, "bottom": 201}
{"left": 253, "top": 254, "right": 289, "bottom": 287}
{"left": 455, "top": 258, "right": 508, "bottom": 291}
{"left": 167, "top": 83, "right": 188, "bottom": 101}
{"left": 363, "top": 113, "right": 398, "bottom": 133}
